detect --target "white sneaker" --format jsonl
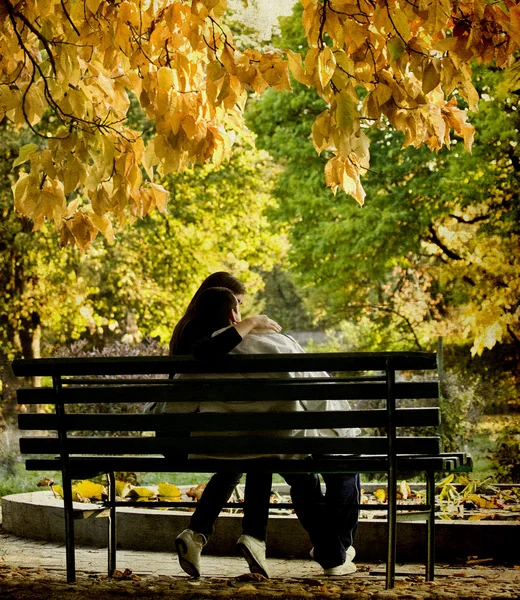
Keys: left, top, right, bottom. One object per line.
{"left": 236, "top": 534, "right": 270, "bottom": 578}
{"left": 323, "top": 561, "right": 357, "bottom": 576}
{"left": 175, "top": 528, "right": 207, "bottom": 578}
{"left": 310, "top": 545, "right": 356, "bottom": 563}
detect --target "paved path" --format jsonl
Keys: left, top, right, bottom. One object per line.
{"left": 1, "top": 529, "right": 520, "bottom": 599}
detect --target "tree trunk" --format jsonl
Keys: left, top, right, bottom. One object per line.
{"left": 16, "top": 311, "right": 43, "bottom": 413}
{"left": 0, "top": 352, "right": 19, "bottom": 424}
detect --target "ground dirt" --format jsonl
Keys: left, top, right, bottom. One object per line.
{"left": 1, "top": 564, "right": 520, "bottom": 599}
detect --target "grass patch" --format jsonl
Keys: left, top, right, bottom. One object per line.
{"left": 0, "top": 463, "right": 61, "bottom": 498}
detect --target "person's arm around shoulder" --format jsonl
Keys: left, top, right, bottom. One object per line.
{"left": 233, "top": 315, "right": 281, "bottom": 338}
{"left": 193, "top": 315, "right": 281, "bottom": 359}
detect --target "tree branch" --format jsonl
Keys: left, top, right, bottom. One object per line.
{"left": 344, "top": 302, "right": 423, "bottom": 350}
{"left": 427, "top": 225, "right": 463, "bottom": 261}
{"left": 449, "top": 213, "right": 489, "bottom": 225}
{"left": 60, "top": 0, "right": 80, "bottom": 36}
{"left": 507, "top": 325, "right": 520, "bottom": 350}
{"left": 6, "top": 1, "right": 57, "bottom": 75}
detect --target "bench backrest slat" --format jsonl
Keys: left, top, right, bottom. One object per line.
{"left": 16, "top": 380, "right": 439, "bottom": 404}
{"left": 12, "top": 351, "right": 437, "bottom": 376}
{"left": 19, "top": 435, "right": 441, "bottom": 455}
{"left": 18, "top": 407, "right": 440, "bottom": 431}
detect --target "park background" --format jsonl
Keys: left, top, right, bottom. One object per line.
{"left": 0, "top": 0, "right": 519, "bottom": 500}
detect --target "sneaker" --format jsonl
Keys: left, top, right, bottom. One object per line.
{"left": 310, "top": 545, "right": 356, "bottom": 563}
{"left": 323, "top": 561, "right": 357, "bottom": 576}
{"left": 236, "top": 535, "right": 270, "bottom": 579}
{"left": 175, "top": 528, "right": 207, "bottom": 578}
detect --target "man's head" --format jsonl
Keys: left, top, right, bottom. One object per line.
{"left": 192, "top": 286, "right": 240, "bottom": 334}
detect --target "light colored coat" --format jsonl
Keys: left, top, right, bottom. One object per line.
{"left": 148, "top": 330, "right": 360, "bottom": 458}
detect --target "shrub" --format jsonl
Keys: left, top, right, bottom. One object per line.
{"left": 439, "top": 371, "right": 484, "bottom": 453}
{"left": 490, "top": 428, "right": 520, "bottom": 483}
{"left": 53, "top": 337, "right": 167, "bottom": 421}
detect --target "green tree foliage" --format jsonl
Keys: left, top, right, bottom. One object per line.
{"left": 85, "top": 131, "right": 282, "bottom": 346}
{"left": 246, "top": 7, "right": 520, "bottom": 357}
{"left": 0, "top": 120, "right": 282, "bottom": 418}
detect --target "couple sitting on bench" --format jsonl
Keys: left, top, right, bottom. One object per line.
{"left": 148, "top": 272, "right": 361, "bottom": 579}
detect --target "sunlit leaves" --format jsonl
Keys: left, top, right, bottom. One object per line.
{"left": 1, "top": 0, "right": 519, "bottom": 246}
{"left": 1, "top": 0, "right": 290, "bottom": 247}
{"left": 286, "top": 0, "right": 519, "bottom": 204}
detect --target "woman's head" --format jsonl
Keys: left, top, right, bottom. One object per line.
{"left": 170, "top": 272, "right": 245, "bottom": 355}
{"left": 192, "top": 287, "right": 240, "bottom": 334}
{"left": 186, "top": 272, "right": 246, "bottom": 314}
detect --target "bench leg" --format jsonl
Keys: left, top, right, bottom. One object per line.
{"left": 426, "top": 471, "right": 435, "bottom": 581}
{"left": 386, "top": 360, "right": 397, "bottom": 589}
{"left": 62, "top": 471, "right": 76, "bottom": 583}
{"left": 386, "top": 467, "right": 397, "bottom": 589}
{"left": 107, "top": 472, "right": 117, "bottom": 577}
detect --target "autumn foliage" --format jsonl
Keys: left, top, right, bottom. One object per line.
{"left": 0, "top": 0, "right": 519, "bottom": 248}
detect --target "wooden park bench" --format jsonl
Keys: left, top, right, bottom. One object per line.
{"left": 12, "top": 351, "right": 472, "bottom": 588}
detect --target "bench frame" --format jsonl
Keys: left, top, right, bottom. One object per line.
{"left": 13, "top": 351, "right": 472, "bottom": 588}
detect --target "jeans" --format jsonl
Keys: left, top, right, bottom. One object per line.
{"left": 189, "top": 471, "right": 274, "bottom": 539}
{"left": 308, "top": 473, "right": 361, "bottom": 569}
{"left": 188, "top": 469, "right": 360, "bottom": 570}
{"left": 188, "top": 471, "right": 321, "bottom": 541}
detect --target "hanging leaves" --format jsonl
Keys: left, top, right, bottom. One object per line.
{"left": 1, "top": 0, "right": 290, "bottom": 247}
{"left": 286, "top": 0, "right": 519, "bottom": 205}
{"left": 1, "top": 0, "right": 519, "bottom": 246}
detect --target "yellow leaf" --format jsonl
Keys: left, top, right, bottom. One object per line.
{"left": 437, "top": 474, "right": 455, "bottom": 488}
{"left": 388, "top": 37, "right": 406, "bottom": 61}
{"left": 375, "top": 83, "right": 392, "bottom": 106}
{"left": 63, "top": 157, "right": 83, "bottom": 195}
{"left": 86, "top": 0, "right": 102, "bottom": 14}
{"left": 75, "top": 480, "right": 106, "bottom": 500}
{"left": 95, "top": 72, "right": 115, "bottom": 98}
{"left": 13, "top": 144, "right": 39, "bottom": 168}
{"left": 51, "top": 484, "right": 64, "bottom": 498}
{"left": 259, "top": 53, "right": 291, "bottom": 92}
{"left": 422, "top": 0, "right": 451, "bottom": 34}
{"left": 317, "top": 46, "right": 336, "bottom": 89}
{"left": 286, "top": 49, "right": 311, "bottom": 86}
{"left": 115, "top": 481, "right": 131, "bottom": 498}
{"left": 399, "top": 481, "right": 411, "bottom": 500}
{"left": 464, "top": 494, "right": 498, "bottom": 509}
{"left": 69, "top": 212, "right": 97, "bottom": 250}
{"left": 149, "top": 182, "right": 169, "bottom": 213}
{"left": 157, "top": 66, "right": 175, "bottom": 91}
{"left": 423, "top": 62, "right": 441, "bottom": 94}
{"left": 374, "top": 488, "right": 387, "bottom": 502}
{"left": 90, "top": 213, "right": 115, "bottom": 244}
{"left": 311, "top": 110, "right": 332, "bottom": 154}
{"left": 181, "top": 114, "right": 199, "bottom": 139}
{"left": 387, "top": 8, "right": 411, "bottom": 41}
{"left": 26, "top": 84, "right": 46, "bottom": 125}
{"left": 129, "top": 486, "right": 156, "bottom": 498}
{"left": 37, "top": 477, "right": 55, "bottom": 488}
{"left": 335, "top": 91, "right": 357, "bottom": 132}
{"left": 158, "top": 482, "right": 181, "bottom": 497}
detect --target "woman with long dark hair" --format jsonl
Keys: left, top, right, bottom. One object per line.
{"left": 163, "top": 274, "right": 281, "bottom": 579}
{"left": 173, "top": 285, "right": 359, "bottom": 579}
